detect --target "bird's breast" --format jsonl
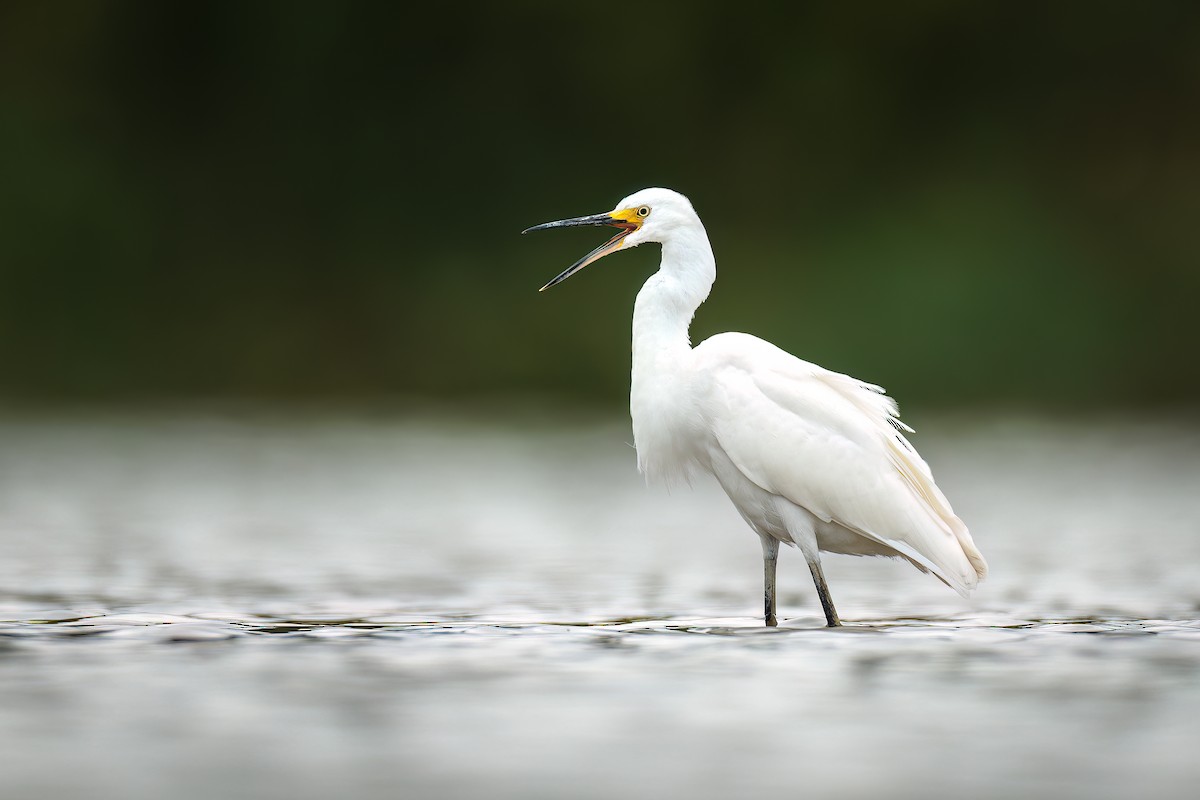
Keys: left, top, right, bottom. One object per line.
{"left": 629, "top": 362, "right": 706, "bottom": 484}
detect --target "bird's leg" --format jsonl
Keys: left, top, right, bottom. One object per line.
{"left": 761, "top": 536, "right": 779, "bottom": 627}
{"left": 804, "top": 552, "right": 842, "bottom": 628}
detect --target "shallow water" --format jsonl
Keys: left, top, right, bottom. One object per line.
{"left": 1, "top": 412, "right": 1199, "bottom": 800}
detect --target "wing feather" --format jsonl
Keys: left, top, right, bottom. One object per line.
{"left": 694, "top": 333, "right": 987, "bottom": 594}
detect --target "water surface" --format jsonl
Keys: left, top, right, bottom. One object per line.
{"left": 2, "top": 412, "right": 1198, "bottom": 799}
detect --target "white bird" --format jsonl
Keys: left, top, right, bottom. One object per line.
{"left": 524, "top": 188, "right": 987, "bottom": 627}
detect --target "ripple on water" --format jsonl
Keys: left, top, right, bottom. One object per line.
{"left": 3, "top": 606, "right": 1199, "bottom": 645}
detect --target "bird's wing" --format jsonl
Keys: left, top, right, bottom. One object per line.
{"left": 693, "top": 333, "right": 987, "bottom": 594}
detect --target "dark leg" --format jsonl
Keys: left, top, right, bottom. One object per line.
{"left": 761, "top": 537, "right": 779, "bottom": 627}
{"left": 805, "top": 554, "right": 842, "bottom": 628}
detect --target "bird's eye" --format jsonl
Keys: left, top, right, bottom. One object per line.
{"left": 637, "top": 206, "right": 651, "bottom": 218}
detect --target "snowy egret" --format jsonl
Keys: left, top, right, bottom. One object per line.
{"left": 524, "top": 188, "right": 987, "bottom": 627}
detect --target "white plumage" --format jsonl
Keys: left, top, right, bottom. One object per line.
{"left": 526, "top": 187, "right": 987, "bottom": 626}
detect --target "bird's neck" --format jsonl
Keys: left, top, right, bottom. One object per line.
{"left": 631, "top": 229, "right": 716, "bottom": 362}
{"left": 629, "top": 226, "right": 716, "bottom": 481}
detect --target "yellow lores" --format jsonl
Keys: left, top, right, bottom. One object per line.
{"left": 610, "top": 206, "right": 649, "bottom": 226}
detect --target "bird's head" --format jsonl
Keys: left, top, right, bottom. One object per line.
{"left": 523, "top": 187, "right": 698, "bottom": 291}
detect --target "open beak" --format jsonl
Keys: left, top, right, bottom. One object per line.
{"left": 522, "top": 212, "right": 639, "bottom": 291}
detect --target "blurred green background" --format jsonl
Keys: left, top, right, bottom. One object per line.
{"left": 1, "top": 2, "right": 1197, "bottom": 410}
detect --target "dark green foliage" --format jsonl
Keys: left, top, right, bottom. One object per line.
{"left": 1, "top": 2, "right": 1197, "bottom": 408}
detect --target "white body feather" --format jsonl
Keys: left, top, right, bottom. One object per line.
{"left": 625, "top": 189, "right": 987, "bottom": 597}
